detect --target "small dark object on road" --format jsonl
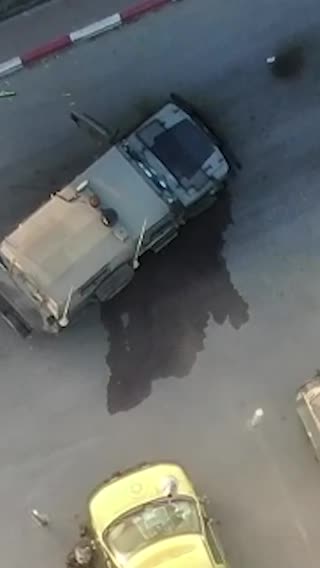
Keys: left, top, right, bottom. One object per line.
{"left": 66, "top": 537, "right": 94, "bottom": 568}
{"left": 268, "top": 44, "right": 305, "bottom": 79}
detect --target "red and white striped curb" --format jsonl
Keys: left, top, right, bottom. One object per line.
{"left": 0, "top": 0, "right": 179, "bottom": 79}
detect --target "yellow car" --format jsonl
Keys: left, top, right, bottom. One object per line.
{"left": 87, "top": 462, "right": 228, "bottom": 568}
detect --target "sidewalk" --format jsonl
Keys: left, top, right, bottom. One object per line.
{"left": 0, "top": 0, "right": 134, "bottom": 61}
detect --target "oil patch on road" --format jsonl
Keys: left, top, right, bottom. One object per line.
{"left": 269, "top": 44, "right": 305, "bottom": 79}
{"left": 101, "top": 189, "right": 249, "bottom": 414}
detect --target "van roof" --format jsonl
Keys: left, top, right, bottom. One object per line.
{"left": 0, "top": 146, "right": 169, "bottom": 308}
{"left": 0, "top": 190, "right": 133, "bottom": 306}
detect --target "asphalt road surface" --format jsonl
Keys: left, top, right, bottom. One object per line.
{"left": 1, "top": 1, "right": 320, "bottom": 567}
{"left": 0, "top": 0, "right": 136, "bottom": 59}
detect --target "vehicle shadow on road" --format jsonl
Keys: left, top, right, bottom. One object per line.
{"left": 101, "top": 189, "right": 249, "bottom": 414}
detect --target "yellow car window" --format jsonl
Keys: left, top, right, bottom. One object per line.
{"left": 104, "top": 498, "right": 201, "bottom": 560}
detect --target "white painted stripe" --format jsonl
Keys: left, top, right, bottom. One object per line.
{"left": 70, "top": 13, "right": 121, "bottom": 42}
{"left": 0, "top": 56, "right": 23, "bottom": 78}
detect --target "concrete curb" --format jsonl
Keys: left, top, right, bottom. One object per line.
{"left": 0, "top": 0, "right": 179, "bottom": 79}
{"left": 121, "top": 0, "right": 172, "bottom": 22}
{"left": 0, "top": 56, "right": 23, "bottom": 77}
{"left": 70, "top": 14, "right": 122, "bottom": 43}
{"left": 21, "top": 35, "right": 72, "bottom": 64}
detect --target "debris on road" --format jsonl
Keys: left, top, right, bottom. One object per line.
{"left": 0, "top": 90, "right": 16, "bottom": 98}
{"left": 31, "top": 508, "right": 50, "bottom": 527}
{"left": 62, "top": 92, "right": 76, "bottom": 106}
{"left": 66, "top": 537, "right": 93, "bottom": 568}
{"left": 248, "top": 407, "right": 264, "bottom": 429}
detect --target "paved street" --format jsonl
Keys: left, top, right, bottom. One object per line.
{"left": 1, "top": 0, "right": 320, "bottom": 567}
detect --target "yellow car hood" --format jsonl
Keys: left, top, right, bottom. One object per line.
{"left": 129, "top": 534, "right": 214, "bottom": 568}
{"left": 89, "top": 463, "right": 196, "bottom": 539}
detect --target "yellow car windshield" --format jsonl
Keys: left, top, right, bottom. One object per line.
{"left": 104, "top": 498, "right": 201, "bottom": 559}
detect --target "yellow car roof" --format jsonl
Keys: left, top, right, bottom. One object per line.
{"left": 89, "top": 463, "right": 196, "bottom": 539}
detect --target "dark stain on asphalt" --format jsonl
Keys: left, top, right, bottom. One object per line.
{"left": 101, "top": 189, "right": 249, "bottom": 414}
{"left": 270, "top": 44, "right": 305, "bottom": 79}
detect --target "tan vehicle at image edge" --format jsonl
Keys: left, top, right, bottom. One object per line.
{"left": 0, "top": 94, "right": 238, "bottom": 336}
{"left": 296, "top": 376, "right": 320, "bottom": 460}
